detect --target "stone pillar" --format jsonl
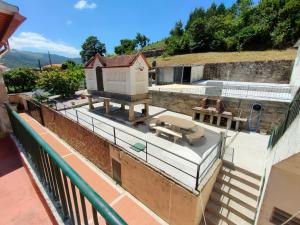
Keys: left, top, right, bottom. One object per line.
{"left": 144, "top": 103, "right": 149, "bottom": 117}
{"left": 86, "top": 94, "right": 94, "bottom": 110}
{"left": 200, "top": 113, "right": 205, "bottom": 122}
{"left": 129, "top": 103, "right": 135, "bottom": 121}
{"left": 217, "top": 115, "right": 221, "bottom": 126}
{"left": 209, "top": 115, "right": 214, "bottom": 124}
{"left": 226, "top": 118, "right": 232, "bottom": 129}
{"left": 104, "top": 98, "right": 110, "bottom": 114}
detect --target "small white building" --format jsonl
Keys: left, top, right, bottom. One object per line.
{"left": 156, "top": 64, "right": 204, "bottom": 85}
{"left": 84, "top": 52, "right": 151, "bottom": 121}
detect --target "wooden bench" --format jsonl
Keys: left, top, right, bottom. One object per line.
{"left": 153, "top": 126, "right": 182, "bottom": 143}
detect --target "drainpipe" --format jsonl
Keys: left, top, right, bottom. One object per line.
{"left": 0, "top": 42, "right": 10, "bottom": 58}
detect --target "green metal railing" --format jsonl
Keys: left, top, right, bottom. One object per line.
{"left": 268, "top": 88, "right": 300, "bottom": 148}
{"left": 5, "top": 104, "right": 127, "bottom": 225}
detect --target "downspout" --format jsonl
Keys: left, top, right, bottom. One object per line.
{"left": 0, "top": 41, "right": 10, "bottom": 58}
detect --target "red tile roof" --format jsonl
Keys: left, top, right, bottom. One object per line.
{"left": 85, "top": 52, "right": 150, "bottom": 69}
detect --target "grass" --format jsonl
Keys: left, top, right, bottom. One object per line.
{"left": 146, "top": 49, "right": 297, "bottom": 67}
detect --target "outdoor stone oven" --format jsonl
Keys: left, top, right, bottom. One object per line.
{"left": 84, "top": 52, "right": 151, "bottom": 121}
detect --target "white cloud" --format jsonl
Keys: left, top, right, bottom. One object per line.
{"left": 74, "top": 0, "right": 97, "bottom": 10}
{"left": 10, "top": 32, "right": 80, "bottom": 57}
{"left": 66, "top": 20, "right": 72, "bottom": 25}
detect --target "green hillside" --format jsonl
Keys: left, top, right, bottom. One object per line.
{"left": 0, "top": 49, "right": 81, "bottom": 69}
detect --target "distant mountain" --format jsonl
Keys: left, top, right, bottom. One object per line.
{"left": 0, "top": 49, "right": 82, "bottom": 69}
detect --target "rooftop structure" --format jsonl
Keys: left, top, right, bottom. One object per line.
{"left": 84, "top": 52, "right": 151, "bottom": 122}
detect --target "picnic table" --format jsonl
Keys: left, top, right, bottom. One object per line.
{"left": 158, "top": 115, "right": 197, "bottom": 130}
{"left": 152, "top": 115, "right": 205, "bottom": 144}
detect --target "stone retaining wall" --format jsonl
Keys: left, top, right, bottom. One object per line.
{"left": 203, "top": 60, "right": 294, "bottom": 83}
{"left": 150, "top": 90, "right": 289, "bottom": 133}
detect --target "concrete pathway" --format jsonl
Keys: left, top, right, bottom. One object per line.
{"left": 0, "top": 136, "right": 53, "bottom": 225}
{"left": 19, "top": 113, "right": 165, "bottom": 225}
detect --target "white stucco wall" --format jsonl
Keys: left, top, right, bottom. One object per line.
{"left": 129, "top": 55, "right": 148, "bottom": 95}
{"left": 103, "top": 67, "right": 130, "bottom": 95}
{"left": 85, "top": 58, "right": 103, "bottom": 91}
{"left": 191, "top": 65, "right": 204, "bottom": 83}
{"left": 85, "top": 55, "right": 148, "bottom": 95}
{"left": 289, "top": 47, "right": 300, "bottom": 86}
{"left": 158, "top": 67, "right": 174, "bottom": 83}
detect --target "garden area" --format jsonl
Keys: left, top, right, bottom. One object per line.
{"left": 2, "top": 60, "right": 85, "bottom": 101}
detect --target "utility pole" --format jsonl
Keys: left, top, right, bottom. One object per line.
{"left": 37, "top": 59, "right": 42, "bottom": 71}
{"left": 48, "top": 51, "right": 52, "bottom": 67}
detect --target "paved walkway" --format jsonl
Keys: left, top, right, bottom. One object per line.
{"left": 0, "top": 136, "right": 53, "bottom": 225}
{"left": 19, "top": 113, "right": 165, "bottom": 225}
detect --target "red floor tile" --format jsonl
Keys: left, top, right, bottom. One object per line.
{"left": 0, "top": 136, "right": 53, "bottom": 225}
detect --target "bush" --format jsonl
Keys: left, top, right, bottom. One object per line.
{"left": 3, "top": 68, "right": 38, "bottom": 93}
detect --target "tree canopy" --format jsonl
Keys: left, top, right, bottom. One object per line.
{"left": 3, "top": 68, "right": 38, "bottom": 93}
{"left": 162, "top": 0, "right": 300, "bottom": 56}
{"left": 114, "top": 33, "right": 150, "bottom": 55}
{"left": 80, "top": 36, "right": 106, "bottom": 63}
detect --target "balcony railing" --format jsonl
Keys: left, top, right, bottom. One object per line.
{"left": 50, "top": 101, "right": 222, "bottom": 190}
{"left": 5, "top": 104, "right": 127, "bottom": 225}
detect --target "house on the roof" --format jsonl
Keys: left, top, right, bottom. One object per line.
{"left": 84, "top": 52, "right": 151, "bottom": 122}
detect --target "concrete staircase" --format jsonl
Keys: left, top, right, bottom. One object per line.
{"left": 201, "top": 161, "right": 262, "bottom": 225}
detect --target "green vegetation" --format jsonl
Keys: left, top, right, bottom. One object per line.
{"left": 142, "top": 40, "right": 166, "bottom": 50}
{"left": 115, "top": 39, "right": 137, "bottom": 55}
{"left": 3, "top": 60, "right": 85, "bottom": 98}
{"left": 3, "top": 68, "right": 38, "bottom": 93}
{"left": 162, "top": 0, "right": 300, "bottom": 56}
{"left": 38, "top": 62, "right": 84, "bottom": 97}
{"left": 114, "top": 33, "right": 150, "bottom": 55}
{"left": 147, "top": 49, "right": 297, "bottom": 66}
{"left": 80, "top": 36, "right": 106, "bottom": 63}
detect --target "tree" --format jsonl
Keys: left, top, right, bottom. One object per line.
{"left": 38, "top": 65, "right": 84, "bottom": 98}
{"left": 114, "top": 39, "right": 137, "bottom": 55}
{"left": 80, "top": 36, "right": 106, "bottom": 63}
{"left": 3, "top": 68, "right": 38, "bottom": 93}
{"left": 170, "top": 21, "right": 184, "bottom": 37}
{"left": 61, "top": 60, "right": 76, "bottom": 70}
{"left": 135, "top": 33, "right": 150, "bottom": 49}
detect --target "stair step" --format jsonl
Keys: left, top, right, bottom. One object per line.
{"left": 206, "top": 202, "right": 238, "bottom": 225}
{"left": 216, "top": 178, "right": 259, "bottom": 201}
{"left": 202, "top": 210, "right": 221, "bottom": 225}
{"left": 213, "top": 188, "right": 257, "bottom": 212}
{"left": 220, "top": 169, "right": 260, "bottom": 190}
{"left": 222, "top": 161, "right": 261, "bottom": 181}
{"left": 217, "top": 175, "right": 259, "bottom": 199}
{"left": 218, "top": 174, "right": 260, "bottom": 195}
{"left": 214, "top": 183, "right": 257, "bottom": 209}
{"left": 210, "top": 192, "right": 255, "bottom": 224}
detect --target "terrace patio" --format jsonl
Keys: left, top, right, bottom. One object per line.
{"left": 60, "top": 102, "right": 221, "bottom": 189}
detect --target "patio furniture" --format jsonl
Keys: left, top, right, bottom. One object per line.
{"left": 148, "top": 118, "right": 161, "bottom": 130}
{"left": 183, "top": 126, "right": 205, "bottom": 145}
{"left": 158, "top": 115, "right": 197, "bottom": 130}
{"left": 153, "top": 126, "right": 182, "bottom": 143}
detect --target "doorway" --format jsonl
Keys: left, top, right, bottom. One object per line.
{"left": 112, "top": 159, "right": 122, "bottom": 185}
{"left": 182, "top": 67, "right": 191, "bottom": 83}
{"left": 96, "top": 66, "right": 104, "bottom": 91}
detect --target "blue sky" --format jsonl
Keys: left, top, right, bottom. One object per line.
{"left": 9, "top": 0, "right": 240, "bottom": 57}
